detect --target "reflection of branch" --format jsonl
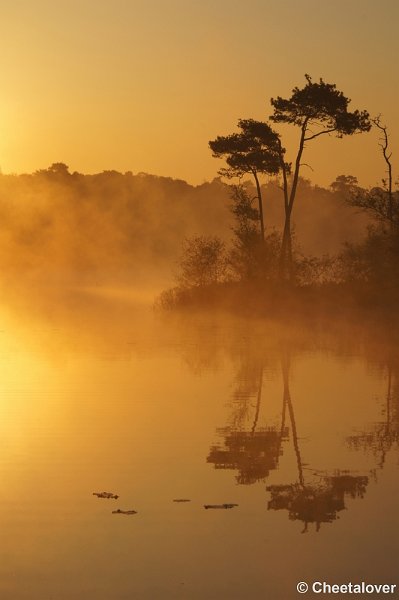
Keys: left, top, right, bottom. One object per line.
{"left": 386, "top": 365, "right": 392, "bottom": 435}
{"left": 267, "top": 472, "right": 369, "bottom": 533}
{"left": 380, "top": 364, "right": 392, "bottom": 468}
{"left": 280, "top": 382, "right": 287, "bottom": 439}
{"left": 251, "top": 366, "right": 263, "bottom": 434}
{"left": 346, "top": 361, "right": 399, "bottom": 470}
{"left": 282, "top": 354, "right": 304, "bottom": 487}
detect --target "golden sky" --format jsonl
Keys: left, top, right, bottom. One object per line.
{"left": 0, "top": 0, "right": 398, "bottom": 187}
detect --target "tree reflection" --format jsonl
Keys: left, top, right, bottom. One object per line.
{"left": 267, "top": 474, "right": 368, "bottom": 533}
{"left": 207, "top": 361, "right": 289, "bottom": 484}
{"left": 347, "top": 363, "right": 399, "bottom": 468}
{"left": 207, "top": 348, "right": 373, "bottom": 531}
{"left": 266, "top": 354, "right": 369, "bottom": 532}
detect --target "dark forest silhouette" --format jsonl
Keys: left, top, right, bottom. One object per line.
{"left": 0, "top": 162, "right": 371, "bottom": 291}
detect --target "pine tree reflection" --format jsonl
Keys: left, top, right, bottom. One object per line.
{"left": 266, "top": 354, "right": 369, "bottom": 532}
{"left": 207, "top": 348, "right": 372, "bottom": 530}
{"left": 207, "top": 362, "right": 289, "bottom": 484}
{"left": 267, "top": 474, "right": 368, "bottom": 533}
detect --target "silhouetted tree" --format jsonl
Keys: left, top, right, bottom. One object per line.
{"left": 209, "top": 119, "right": 282, "bottom": 241}
{"left": 270, "top": 75, "right": 371, "bottom": 279}
{"left": 178, "top": 235, "right": 228, "bottom": 288}
{"left": 374, "top": 116, "right": 394, "bottom": 225}
{"left": 228, "top": 184, "right": 281, "bottom": 281}
{"left": 348, "top": 117, "right": 398, "bottom": 230}
{"left": 330, "top": 174, "right": 359, "bottom": 195}
{"left": 36, "top": 162, "right": 71, "bottom": 179}
{"left": 342, "top": 120, "right": 399, "bottom": 291}
{"left": 338, "top": 226, "right": 399, "bottom": 292}
{"left": 347, "top": 189, "right": 399, "bottom": 228}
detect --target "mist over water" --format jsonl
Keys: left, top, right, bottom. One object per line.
{"left": 1, "top": 0, "right": 398, "bottom": 595}
{"left": 0, "top": 161, "right": 397, "bottom": 599}
{"left": 0, "top": 284, "right": 398, "bottom": 599}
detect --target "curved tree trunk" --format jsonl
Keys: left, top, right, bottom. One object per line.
{"left": 253, "top": 170, "right": 265, "bottom": 241}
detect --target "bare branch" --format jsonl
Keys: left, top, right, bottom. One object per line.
{"left": 372, "top": 115, "right": 393, "bottom": 221}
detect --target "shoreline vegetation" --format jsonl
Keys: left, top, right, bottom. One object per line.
{"left": 0, "top": 75, "right": 396, "bottom": 324}
{"left": 158, "top": 76, "right": 398, "bottom": 318}
{"left": 156, "top": 278, "right": 399, "bottom": 330}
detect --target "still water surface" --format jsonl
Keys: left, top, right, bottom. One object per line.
{"left": 0, "top": 291, "right": 398, "bottom": 599}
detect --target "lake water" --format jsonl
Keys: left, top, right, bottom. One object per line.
{"left": 0, "top": 289, "right": 398, "bottom": 599}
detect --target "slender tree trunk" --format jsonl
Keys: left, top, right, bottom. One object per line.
{"left": 279, "top": 119, "right": 309, "bottom": 281}
{"left": 277, "top": 140, "right": 290, "bottom": 279}
{"left": 253, "top": 170, "right": 265, "bottom": 241}
{"left": 288, "top": 119, "right": 309, "bottom": 210}
{"left": 279, "top": 213, "right": 291, "bottom": 277}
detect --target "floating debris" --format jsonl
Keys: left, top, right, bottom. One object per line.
{"left": 204, "top": 503, "right": 238, "bottom": 509}
{"left": 173, "top": 499, "right": 191, "bottom": 503}
{"left": 93, "top": 491, "right": 119, "bottom": 499}
{"left": 112, "top": 509, "right": 137, "bottom": 515}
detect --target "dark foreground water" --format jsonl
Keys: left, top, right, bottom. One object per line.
{"left": 0, "top": 290, "right": 398, "bottom": 599}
